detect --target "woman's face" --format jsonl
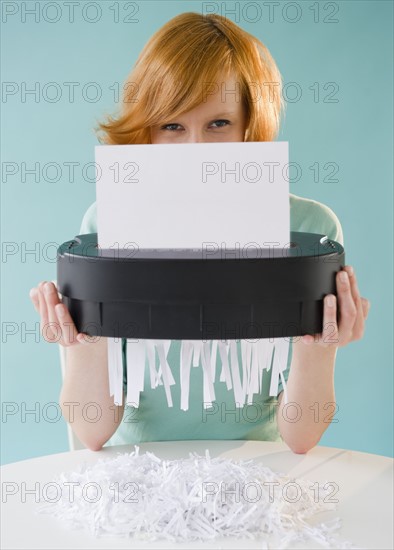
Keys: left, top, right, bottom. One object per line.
{"left": 150, "top": 74, "right": 247, "bottom": 144}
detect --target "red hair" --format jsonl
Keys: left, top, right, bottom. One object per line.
{"left": 94, "top": 12, "right": 286, "bottom": 144}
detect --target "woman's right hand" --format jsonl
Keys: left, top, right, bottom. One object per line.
{"left": 29, "top": 281, "right": 88, "bottom": 347}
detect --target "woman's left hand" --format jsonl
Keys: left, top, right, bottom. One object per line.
{"left": 301, "top": 265, "right": 371, "bottom": 347}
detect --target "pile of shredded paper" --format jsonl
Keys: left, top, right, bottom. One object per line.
{"left": 37, "top": 447, "right": 359, "bottom": 548}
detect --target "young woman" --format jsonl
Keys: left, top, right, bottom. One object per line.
{"left": 30, "top": 12, "right": 370, "bottom": 454}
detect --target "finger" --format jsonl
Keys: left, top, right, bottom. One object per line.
{"left": 29, "top": 287, "right": 40, "bottom": 314}
{"left": 75, "top": 332, "right": 90, "bottom": 345}
{"left": 336, "top": 268, "right": 357, "bottom": 345}
{"left": 43, "top": 281, "right": 64, "bottom": 344}
{"left": 50, "top": 279, "right": 62, "bottom": 300}
{"left": 59, "top": 309, "right": 90, "bottom": 345}
{"left": 54, "top": 301, "right": 89, "bottom": 346}
{"left": 53, "top": 299, "right": 82, "bottom": 347}
{"left": 361, "top": 297, "right": 371, "bottom": 320}
{"left": 48, "top": 282, "right": 89, "bottom": 346}
{"left": 301, "top": 333, "right": 316, "bottom": 345}
{"left": 44, "top": 282, "right": 77, "bottom": 347}
{"left": 321, "top": 294, "right": 339, "bottom": 347}
{"left": 37, "top": 281, "right": 56, "bottom": 342}
{"left": 344, "top": 266, "right": 366, "bottom": 341}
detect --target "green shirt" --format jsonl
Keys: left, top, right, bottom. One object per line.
{"left": 78, "top": 193, "right": 344, "bottom": 446}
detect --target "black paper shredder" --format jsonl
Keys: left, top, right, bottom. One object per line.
{"left": 56, "top": 232, "right": 344, "bottom": 340}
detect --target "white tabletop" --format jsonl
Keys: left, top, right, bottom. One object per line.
{"left": 1, "top": 440, "right": 393, "bottom": 549}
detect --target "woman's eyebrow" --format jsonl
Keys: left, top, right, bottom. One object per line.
{"left": 159, "top": 112, "right": 237, "bottom": 125}
{"left": 209, "top": 111, "right": 237, "bottom": 117}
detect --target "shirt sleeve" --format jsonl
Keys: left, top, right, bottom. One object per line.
{"left": 305, "top": 200, "right": 344, "bottom": 247}
{"left": 290, "top": 194, "right": 344, "bottom": 248}
{"left": 79, "top": 201, "right": 97, "bottom": 234}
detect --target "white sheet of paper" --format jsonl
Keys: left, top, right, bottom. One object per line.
{"left": 95, "top": 141, "right": 290, "bottom": 250}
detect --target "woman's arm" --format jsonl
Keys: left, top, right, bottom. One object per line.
{"left": 29, "top": 280, "right": 125, "bottom": 451}
{"left": 277, "top": 264, "right": 370, "bottom": 454}
{"left": 277, "top": 341, "right": 337, "bottom": 453}
{"left": 59, "top": 337, "right": 125, "bottom": 451}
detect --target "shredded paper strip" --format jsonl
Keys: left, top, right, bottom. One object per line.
{"left": 36, "top": 447, "right": 360, "bottom": 548}
{"left": 107, "top": 337, "right": 291, "bottom": 408}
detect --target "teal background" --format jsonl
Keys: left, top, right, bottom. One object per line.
{"left": 1, "top": 1, "right": 392, "bottom": 464}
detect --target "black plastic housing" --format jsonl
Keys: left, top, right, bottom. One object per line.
{"left": 56, "top": 232, "right": 344, "bottom": 340}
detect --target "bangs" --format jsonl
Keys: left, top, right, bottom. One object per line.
{"left": 139, "top": 34, "right": 239, "bottom": 126}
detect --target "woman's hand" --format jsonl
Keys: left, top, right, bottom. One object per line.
{"left": 29, "top": 281, "right": 88, "bottom": 347}
{"left": 301, "top": 265, "right": 371, "bottom": 347}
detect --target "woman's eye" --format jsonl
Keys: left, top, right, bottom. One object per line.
{"left": 161, "top": 123, "right": 182, "bottom": 131}
{"left": 160, "top": 120, "right": 231, "bottom": 131}
{"left": 210, "top": 119, "right": 231, "bottom": 128}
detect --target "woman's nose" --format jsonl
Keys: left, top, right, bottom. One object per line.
{"left": 182, "top": 129, "right": 206, "bottom": 143}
